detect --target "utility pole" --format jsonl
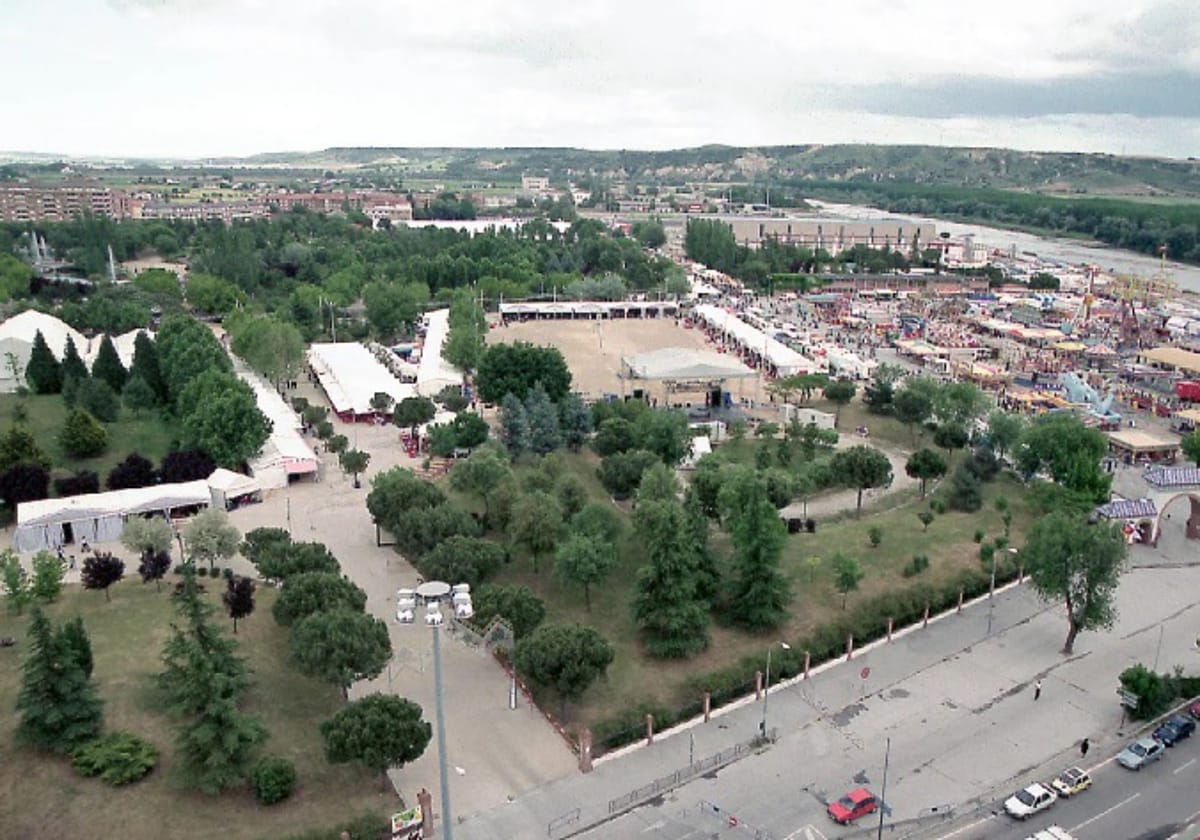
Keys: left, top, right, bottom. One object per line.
{"left": 876, "top": 737, "right": 891, "bottom": 840}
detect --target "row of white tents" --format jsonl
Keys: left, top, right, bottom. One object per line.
{"left": 0, "top": 310, "right": 145, "bottom": 393}
{"left": 691, "top": 304, "right": 817, "bottom": 377}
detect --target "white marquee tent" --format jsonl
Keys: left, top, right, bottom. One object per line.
{"left": 309, "top": 342, "right": 415, "bottom": 419}
{"left": 13, "top": 480, "right": 212, "bottom": 554}
{"left": 416, "top": 309, "right": 465, "bottom": 397}
{"left": 0, "top": 310, "right": 88, "bottom": 392}
{"left": 692, "top": 304, "right": 816, "bottom": 377}
{"left": 233, "top": 362, "right": 319, "bottom": 488}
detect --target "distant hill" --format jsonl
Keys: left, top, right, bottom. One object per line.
{"left": 214, "top": 144, "right": 1200, "bottom": 197}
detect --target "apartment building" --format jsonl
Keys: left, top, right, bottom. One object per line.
{"left": 724, "top": 217, "right": 939, "bottom": 256}
{"left": 521, "top": 174, "right": 551, "bottom": 192}
{"left": 0, "top": 182, "right": 132, "bottom": 222}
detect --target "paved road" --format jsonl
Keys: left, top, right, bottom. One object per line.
{"left": 937, "top": 735, "right": 1200, "bottom": 840}
{"left": 483, "top": 565, "right": 1200, "bottom": 840}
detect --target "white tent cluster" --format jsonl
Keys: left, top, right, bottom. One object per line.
{"left": 691, "top": 304, "right": 817, "bottom": 377}
{"left": 308, "top": 342, "right": 415, "bottom": 419}
{"left": 0, "top": 310, "right": 147, "bottom": 392}
{"left": 415, "top": 309, "right": 464, "bottom": 397}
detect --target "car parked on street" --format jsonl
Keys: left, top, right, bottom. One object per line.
{"left": 1189, "top": 699, "right": 1200, "bottom": 720}
{"left": 1004, "top": 782, "right": 1058, "bottom": 819}
{"left": 1117, "top": 737, "right": 1165, "bottom": 770}
{"left": 1154, "top": 714, "right": 1196, "bottom": 746}
{"left": 827, "top": 788, "right": 880, "bottom": 824}
{"left": 1051, "top": 767, "right": 1092, "bottom": 798}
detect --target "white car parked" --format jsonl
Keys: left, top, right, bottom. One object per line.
{"left": 1004, "top": 782, "right": 1058, "bottom": 819}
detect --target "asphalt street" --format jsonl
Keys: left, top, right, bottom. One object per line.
{"left": 938, "top": 734, "right": 1200, "bottom": 840}
{"left": 554, "top": 566, "right": 1200, "bottom": 840}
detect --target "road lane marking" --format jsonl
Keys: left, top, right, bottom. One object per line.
{"left": 931, "top": 815, "right": 994, "bottom": 839}
{"left": 783, "top": 826, "right": 827, "bottom": 840}
{"left": 1173, "top": 757, "right": 1197, "bottom": 774}
{"left": 1070, "top": 792, "right": 1141, "bottom": 833}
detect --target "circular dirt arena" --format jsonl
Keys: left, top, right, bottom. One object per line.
{"left": 488, "top": 317, "right": 770, "bottom": 406}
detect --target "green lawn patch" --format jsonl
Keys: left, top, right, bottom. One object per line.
{"left": 0, "top": 582, "right": 396, "bottom": 840}
{"left": 0, "top": 393, "right": 177, "bottom": 478}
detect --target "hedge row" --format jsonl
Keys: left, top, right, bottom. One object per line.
{"left": 592, "top": 560, "right": 1022, "bottom": 753}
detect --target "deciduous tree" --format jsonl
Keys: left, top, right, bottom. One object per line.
{"left": 830, "top": 445, "right": 893, "bottom": 515}
{"left": 393, "top": 396, "right": 436, "bottom": 437}
{"left": 321, "top": 694, "right": 431, "bottom": 790}
{"left": 1021, "top": 511, "right": 1126, "bottom": 654}
{"left": 831, "top": 552, "right": 863, "bottom": 609}
{"left": 822, "top": 379, "right": 856, "bottom": 428}
{"left": 339, "top": 449, "right": 370, "bottom": 488}
{"left": 554, "top": 534, "right": 616, "bottom": 611}
{"left": 905, "top": 448, "right": 948, "bottom": 499}
{"left": 222, "top": 576, "right": 256, "bottom": 633}
{"left": 470, "top": 584, "right": 545, "bottom": 638}
{"left": 184, "top": 508, "right": 240, "bottom": 572}
{"left": 81, "top": 552, "right": 125, "bottom": 602}
{"left": 475, "top": 342, "right": 571, "bottom": 403}
{"left": 513, "top": 624, "right": 614, "bottom": 720}
{"left": 272, "top": 572, "right": 367, "bottom": 626}
{"left": 290, "top": 610, "right": 392, "bottom": 699}
{"left": 510, "top": 491, "right": 563, "bottom": 572}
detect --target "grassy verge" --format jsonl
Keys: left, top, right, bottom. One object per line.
{"left": 0, "top": 393, "right": 177, "bottom": 477}
{"left": 0, "top": 582, "right": 396, "bottom": 840}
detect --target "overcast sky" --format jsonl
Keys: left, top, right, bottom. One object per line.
{"left": 3, "top": 0, "right": 1198, "bottom": 160}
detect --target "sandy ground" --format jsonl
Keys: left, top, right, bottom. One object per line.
{"left": 489, "top": 317, "right": 770, "bottom": 406}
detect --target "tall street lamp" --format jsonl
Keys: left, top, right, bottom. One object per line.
{"left": 760, "top": 641, "right": 791, "bottom": 738}
{"left": 396, "top": 580, "right": 474, "bottom": 840}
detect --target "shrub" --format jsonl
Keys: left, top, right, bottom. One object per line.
{"left": 253, "top": 756, "right": 297, "bottom": 805}
{"left": 902, "top": 555, "right": 930, "bottom": 577}
{"left": 72, "top": 732, "right": 158, "bottom": 786}
{"left": 805, "top": 518, "right": 816, "bottom": 533}
{"left": 196, "top": 566, "right": 209, "bottom": 577}
{"left": 930, "top": 498, "right": 948, "bottom": 515}
{"left": 973, "top": 529, "right": 985, "bottom": 544}
{"left": 867, "top": 526, "right": 883, "bottom": 548}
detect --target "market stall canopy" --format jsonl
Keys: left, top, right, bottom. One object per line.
{"left": 1140, "top": 346, "right": 1200, "bottom": 374}
{"left": 622, "top": 347, "right": 757, "bottom": 381}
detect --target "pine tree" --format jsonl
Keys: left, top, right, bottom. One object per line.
{"left": 524, "top": 383, "right": 562, "bottom": 455}
{"left": 129, "top": 331, "right": 166, "bottom": 404}
{"left": 175, "top": 694, "right": 266, "bottom": 794}
{"left": 57, "top": 615, "right": 94, "bottom": 678}
{"left": 720, "top": 470, "right": 791, "bottom": 630}
{"left": 632, "top": 499, "right": 711, "bottom": 658}
{"left": 90, "top": 334, "right": 127, "bottom": 393}
{"left": 15, "top": 606, "right": 104, "bottom": 753}
{"left": 24, "top": 330, "right": 62, "bottom": 394}
{"left": 160, "top": 570, "right": 250, "bottom": 714}
{"left": 500, "top": 393, "right": 529, "bottom": 456}
{"left": 61, "top": 336, "right": 89, "bottom": 384}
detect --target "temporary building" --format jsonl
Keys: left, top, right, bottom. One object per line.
{"left": 416, "top": 309, "right": 465, "bottom": 397}
{"left": 0, "top": 310, "right": 88, "bottom": 392}
{"left": 622, "top": 347, "right": 756, "bottom": 381}
{"left": 13, "top": 480, "right": 212, "bottom": 554}
{"left": 207, "top": 468, "right": 262, "bottom": 510}
{"left": 692, "top": 305, "right": 816, "bottom": 376}
{"left": 308, "top": 342, "right": 415, "bottom": 420}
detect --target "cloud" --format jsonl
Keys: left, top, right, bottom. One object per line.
{"left": 3, "top": 0, "right": 1199, "bottom": 158}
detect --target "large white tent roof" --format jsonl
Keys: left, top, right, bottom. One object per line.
{"left": 309, "top": 342, "right": 416, "bottom": 415}
{"left": 416, "top": 309, "right": 464, "bottom": 397}
{"left": 623, "top": 347, "right": 757, "bottom": 381}
{"left": 0, "top": 310, "right": 87, "bottom": 360}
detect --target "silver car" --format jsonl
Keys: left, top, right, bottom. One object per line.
{"left": 1116, "top": 737, "right": 1164, "bottom": 770}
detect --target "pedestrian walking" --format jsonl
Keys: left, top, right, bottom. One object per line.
{"left": 1034, "top": 679, "right": 1042, "bottom": 701}
{"left": 1080, "top": 738, "right": 1090, "bottom": 757}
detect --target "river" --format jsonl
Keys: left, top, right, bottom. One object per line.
{"left": 808, "top": 200, "right": 1200, "bottom": 297}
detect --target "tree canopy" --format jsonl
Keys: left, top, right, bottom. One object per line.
{"left": 475, "top": 342, "right": 571, "bottom": 403}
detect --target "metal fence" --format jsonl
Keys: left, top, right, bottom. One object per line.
{"left": 606, "top": 730, "right": 774, "bottom": 815}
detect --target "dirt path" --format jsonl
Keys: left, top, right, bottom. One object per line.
{"left": 778, "top": 439, "right": 917, "bottom": 521}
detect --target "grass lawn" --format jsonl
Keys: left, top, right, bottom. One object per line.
{"left": 0, "top": 582, "right": 394, "bottom": 840}
{"left": 453, "top": 448, "right": 1033, "bottom": 738}
{"left": 0, "top": 393, "right": 177, "bottom": 478}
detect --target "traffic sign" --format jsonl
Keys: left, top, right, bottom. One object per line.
{"left": 860, "top": 666, "right": 871, "bottom": 680}
{"left": 1117, "top": 688, "right": 1140, "bottom": 709}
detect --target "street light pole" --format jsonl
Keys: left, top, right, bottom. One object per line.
{"left": 431, "top": 620, "right": 453, "bottom": 840}
{"left": 876, "top": 737, "right": 891, "bottom": 840}
{"left": 760, "top": 642, "right": 789, "bottom": 738}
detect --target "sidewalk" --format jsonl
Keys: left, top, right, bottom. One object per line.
{"left": 454, "top": 564, "right": 1200, "bottom": 840}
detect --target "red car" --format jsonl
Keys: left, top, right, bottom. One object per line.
{"left": 828, "top": 788, "right": 880, "bottom": 824}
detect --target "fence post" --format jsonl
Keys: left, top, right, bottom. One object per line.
{"left": 579, "top": 728, "right": 594, "bottom": 773}
{"left": 923, "top": 603, "right": 930, "bottom": 628}
{"left": 645, "top": 713, "right": 654, "bottom": 745}
{"left": 957, "top": 588, "right": 964, "bottom": 613}
{"left": 1018, "top": 563, "right": 1025, "bottom": 582}
{"left": 886, "top": 617, "right": 894, "bottom": 642}
{"left": 803, "top": 650, "right": 811, "bottom": 679}
{"left": 703, "top": 692, "right": 711, "bottom": 723}
{"left": 846, "top": 634, "right": 854, "bottom": 660}
{"left": 755, "top": 670, "right": 763, "bottom": 700}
